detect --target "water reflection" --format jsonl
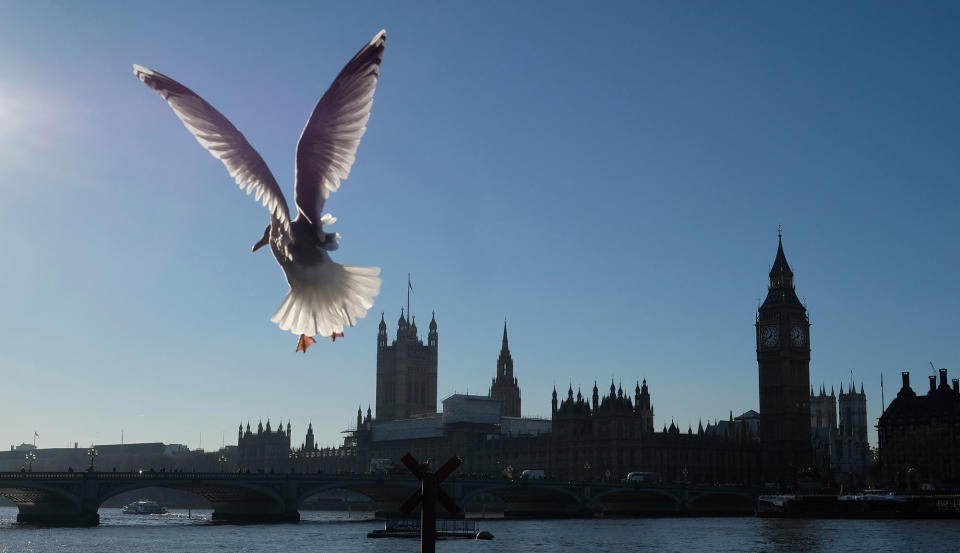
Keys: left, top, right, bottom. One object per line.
{"left": 758, "top": 518, "right": 823, "bottom": 552}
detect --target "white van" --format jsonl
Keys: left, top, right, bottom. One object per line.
{"left": 626, "top": 471, "right": 659, "bottom": 483}
{"left": 520, "top": 469, "right": 545, "bottom": 480}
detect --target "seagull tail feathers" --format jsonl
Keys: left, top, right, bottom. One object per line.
{"left": 271, "top": 262, "right": 381, "bottom": 337}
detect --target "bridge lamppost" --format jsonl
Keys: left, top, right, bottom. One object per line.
{"left": 218, "top": 455, "right": 227, "bottom": 473}
{"left": 87, "top": 447, "right": 98, "bottom": 472}
{"left": 583, "top": 462, "right": 591, "bottom": 481}
{"left": 289, "top": 451, "right": 299, "bottom": 473}
{"left": 25, "top": 451, "right": 37, "bottom": 472}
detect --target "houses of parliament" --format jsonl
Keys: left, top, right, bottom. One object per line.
{"left": 237, "top": 237, "right": 871, "bottom": 488}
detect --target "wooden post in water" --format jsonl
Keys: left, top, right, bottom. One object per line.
{"left": 421, "top": 473, "right": 437, "bottom": 553}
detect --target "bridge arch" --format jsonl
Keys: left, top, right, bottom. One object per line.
{"left": 295, "top": 480, "right": 419, "bottom": 506}
{"left": 586, "top": 486, "right": 683, "bottom": 515}
{"left": 0, "top": 477, "right": 92, "bottom": 525}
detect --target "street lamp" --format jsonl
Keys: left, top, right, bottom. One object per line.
{"left": 584, "top": 462, "right": 591, "bottom": 480}
{"left": 25, "top": 451, "right": 37, "bottom": 472}
{"left": 218, "top": 455, "right": 227, "bottom": 473}
{"left": 87, "top": 447, "right": 98, "bottom": 471}
{"left": 289, "top": 451, "right": 299, "bottom": 473}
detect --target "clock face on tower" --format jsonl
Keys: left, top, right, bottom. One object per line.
{"left": 791, "top": 326, "right": 806, "bottom": 346}
{"left": 761, "top": 326, "right": 779, "bottom": 348}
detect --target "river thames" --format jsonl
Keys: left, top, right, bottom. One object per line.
{"left": 1, "top": 508, "right": 958, "bottom": 552}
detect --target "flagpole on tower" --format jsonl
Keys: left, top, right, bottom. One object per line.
{"left": 407, "top": 274, "right": 413, "bottom": 323}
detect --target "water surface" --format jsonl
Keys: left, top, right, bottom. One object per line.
{"left": 0, "top": 507, "right": 957, "bottom": 552}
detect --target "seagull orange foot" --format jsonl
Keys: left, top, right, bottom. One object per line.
{"left": 331, "top": 332, "right": 344, "bottom": 342}
{"left": 296, "top": 334, "right": 317, "bottom": 353}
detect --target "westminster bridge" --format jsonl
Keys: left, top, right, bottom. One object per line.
{"left": 0, "top": 471, "right": 758, "bottom": 526}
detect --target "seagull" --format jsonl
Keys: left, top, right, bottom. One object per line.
{"left": 134, "top": 30, "right": 386, "bottom": 352}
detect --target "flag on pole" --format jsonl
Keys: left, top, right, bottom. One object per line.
{"left": 408, "top": 274, "right": 413, "bottom": 294}
{"left": 34, "top": 432, "right": 39, "bottom": 439}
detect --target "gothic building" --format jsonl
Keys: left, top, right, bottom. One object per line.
{"left": 810, "top": 385, "right": 838, "bottom": 477}
{"left": 550, "top": 380, "right": 760, "bottom": 484}
{"left": 237, "top": 420, "right": 291, "bottom": 472}
{"left": 489, "top": 323, "right": 521, "bottom": 417}
{"left": 756, "top": 233, "right": 812, "bottom": 485}
{"left": 375, "top": 310, "right": 438, "bottom": 421}
{"left": 878, "top": 369, "right": 960, "bottom": 488}
{"left": 809, "top": 382, "right": 870, "bottom": 485}
{"left": 836, "top": 381, "right": 870, "bottom": 484}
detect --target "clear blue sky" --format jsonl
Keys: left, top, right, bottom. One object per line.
{"left": 1, "top": 1, "right": 957, "bottom": 451}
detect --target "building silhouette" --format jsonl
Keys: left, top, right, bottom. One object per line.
{"left": 756, "top": 233, "right": 812, "bottom": 485}
{"left": 489, "top": 322, "right": 521, "bottom": 417}
{"left": 810, "top": 384, "right": 837, "bottom": 477}
{"left": 809, "top": 382, "right": 870, "bottom": 486}
{"left": 878, "top": 369, "right": 960, "bottom": 488}
{"left": 375, "top": 310, "right": 438, "bottom": 421}
{"left": 836, "top": 381, "right": 870, "bottom": 485}
{"left": 550, "top": 380, "right": 759, "bottom": 483}
{"left": 237, "top": 420, "right": 291, "bottom": 472}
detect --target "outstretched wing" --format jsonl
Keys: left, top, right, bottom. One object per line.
{"left": 295, "top": 30, "right": 386, "bottom": 227}
{"left": 134, "top": 64, "right": 291, "bottom": 231}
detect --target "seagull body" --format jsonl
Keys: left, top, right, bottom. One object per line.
{"left": 134, "top": 31, "right": 386, "bottom": 351}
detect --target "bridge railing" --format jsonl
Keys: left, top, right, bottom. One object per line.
{"left": 0, "top": 471, "right": 423, "bottom": 482}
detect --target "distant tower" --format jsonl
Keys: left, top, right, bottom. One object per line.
{"left": 305, "top": 422, "right": 315, "bottom": 451}
{"left": 756, "top": 232, "right": 813, "bottom": 485}
{"left": 489, "top": 321, "right": 522, "bottom": 417}
{"left": 837, "top": 380, "right": 869, "bottom": 484}
{"left": 552, "top": 386, "right": 558, "bottom": 417}
{"left": 375, "top": 308, "right": 438, "bottom": 421}
{"left": 809, "top": 384, "right": 837, "bottom": 476}
{"left": 635, "top": 379, "right": 654, "bottom": 432}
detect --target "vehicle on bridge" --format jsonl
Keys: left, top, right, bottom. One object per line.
{"left": 369, "top": 458, "right": 393, "bottom": 474}
{"left": 519, "top": 469, "right": 545, "bottom": 480}
{"left": 625, "top": 471, "right": 660, "bottom": 483}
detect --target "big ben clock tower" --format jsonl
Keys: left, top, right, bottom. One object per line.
{"left": 756, "top": 231, "right": 812, "bottom": 486}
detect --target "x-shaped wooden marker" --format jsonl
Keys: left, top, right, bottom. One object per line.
{"left": 398, "top": 453, "right": 463, "bottom": 553}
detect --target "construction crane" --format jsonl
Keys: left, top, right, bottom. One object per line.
{"left": 930, "top": 361, "right": 938, "bottom": 375}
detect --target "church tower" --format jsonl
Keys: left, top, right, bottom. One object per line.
{"left": 489, "top": 322, "right": 522, "bottom": 417}
{"left": 375, "top": 309, "right": 439, "bottom": 421}
{"left": 756, "top": 232, "right": 812, "bottom": 486}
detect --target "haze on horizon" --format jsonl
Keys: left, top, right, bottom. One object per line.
{"left": 1, "top": 1, "right": 957, "bottom": 452}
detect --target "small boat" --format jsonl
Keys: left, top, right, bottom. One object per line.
{"left": 122, "top": 499, "right": 168, "bottom": 515}
{"left": 368, "top": 519, "right": 493, "bottom": 540}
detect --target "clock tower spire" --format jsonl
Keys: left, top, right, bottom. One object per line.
{"left": 756, "top": 231, "right": 812, "bottom": 487}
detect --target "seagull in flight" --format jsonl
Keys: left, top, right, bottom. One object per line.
{"left": 134, "top": 30, "right": 386, "bottom": 352}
